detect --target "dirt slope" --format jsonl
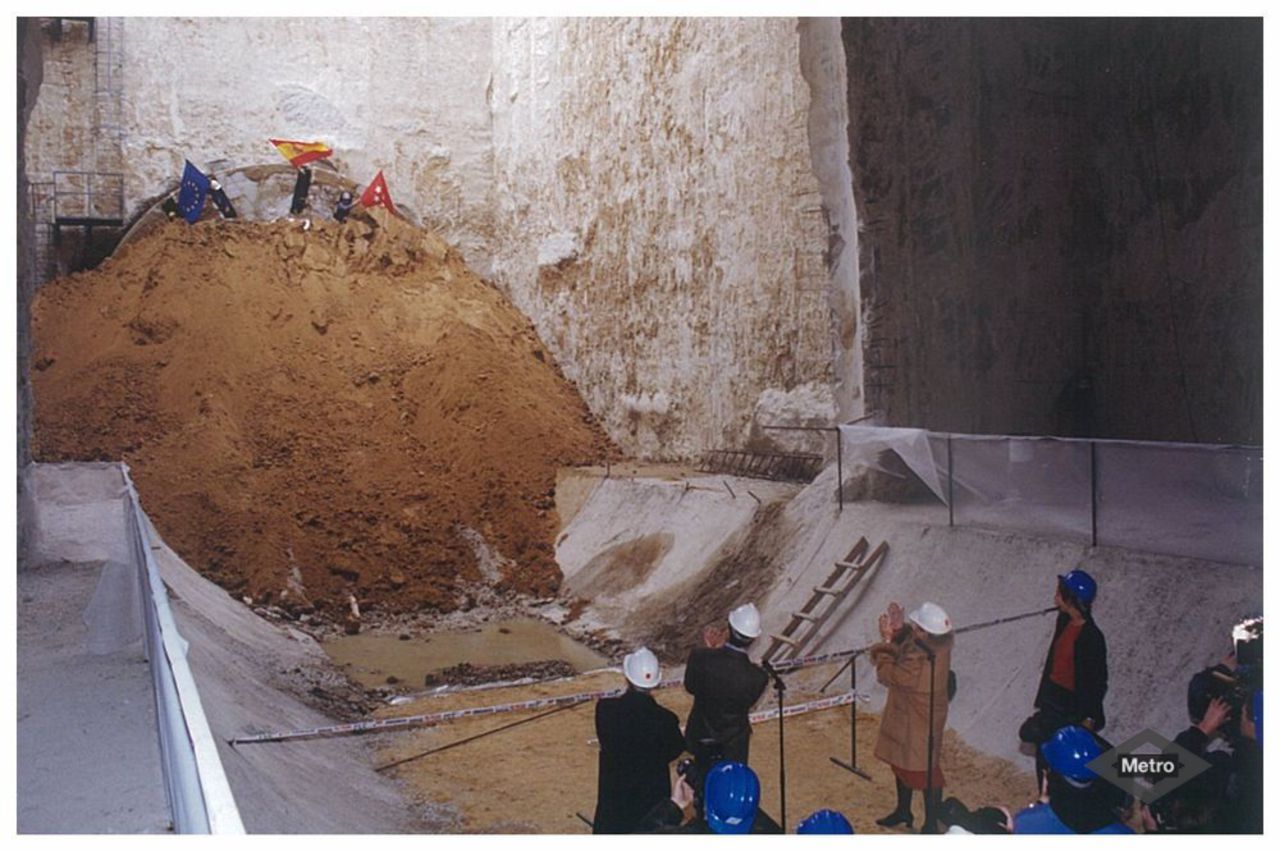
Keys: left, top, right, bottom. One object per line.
{"left": 32, "top": 212, "right": 613, "bottom": 619}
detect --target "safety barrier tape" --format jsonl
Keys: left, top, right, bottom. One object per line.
{"left": 231, "top": 607, "right": 1052, "bottom": 746}
{"left": 232, "top": 685, "right": 858, "bottom": 746}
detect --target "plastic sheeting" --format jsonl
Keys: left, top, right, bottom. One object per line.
{"left": 837, "top": 425, "right": 947, "bottom": 502}
{"left": 22, "top": 463, "right": 141, "bottom": 654}
{"left": 838, "top": 426, "right": 1261, "bottom": 567}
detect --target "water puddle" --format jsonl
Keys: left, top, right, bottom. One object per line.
{"left": 322, "top": 617, "right": 608, "bottom": 690}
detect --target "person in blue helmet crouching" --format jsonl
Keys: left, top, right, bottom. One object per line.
{"left": 1013, "top": 725, "right": 1132, "bottom": 834}
{"left": 635, "top": 760, "right": 781, "bottom": 833}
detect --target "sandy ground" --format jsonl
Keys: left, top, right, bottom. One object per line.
{"left": 370, "top": 665, "right": 1036, "bottom": 834}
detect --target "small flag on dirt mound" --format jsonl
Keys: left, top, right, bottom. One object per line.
{"left": 269, "top": 138, "right": 334, "bottom": 168}
{"left": 177, "top": 160, "right": 210, "bottom": 224}
{"left": 360, "top": 170, "right": 396, "bottom": 215}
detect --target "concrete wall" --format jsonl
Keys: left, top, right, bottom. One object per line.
{"left": 489, "top": 18, "right": 835, "bottom": 459}
{"left": 846, "top": 19, "right": 1263, "bottom": 444}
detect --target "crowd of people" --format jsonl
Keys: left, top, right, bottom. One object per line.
{"left": 591, "top": 572, "right": 1264, "bottom": 835}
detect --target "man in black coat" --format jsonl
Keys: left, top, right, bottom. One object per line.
{"left": 684, "top": 603, "right": 770, "bottom": 770}
{"left": 1019, "top": 569, "right": 1108, "bottom": 776}
{"left": 592, "top": 647, "right": 685, "bottom": 834}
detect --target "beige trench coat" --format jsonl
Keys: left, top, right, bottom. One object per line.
{"left": 870, "top": 632, "right": 953, "bottom": 773}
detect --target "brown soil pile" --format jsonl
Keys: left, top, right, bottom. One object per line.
{"left": 31, "top": 212, "right": 613, "bottom": 618}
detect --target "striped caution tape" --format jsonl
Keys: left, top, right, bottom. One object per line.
{"left": 231, "top": 678, "right": 856, "bottom": 746}
{"left": 748, "top": 691, "right": 857, "bottom": 723}
{"left": 231, "top": 677, "right": 678, "bottom": 745}
{"left": 232, "top": 607, "right": 1051, "bottom": 746}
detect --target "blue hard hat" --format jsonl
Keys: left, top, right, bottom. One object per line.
{"left": 797, "top": 808, "right": 854, "bottom": 834}
{"left": 1041, "top": 725, "right": 1102, "bottom": 783}
{"left": 1058, "top": 568, "right": 1098, "bottom": 605}
{"left": 704, "top": 761, "right": 760, "bottom": 834}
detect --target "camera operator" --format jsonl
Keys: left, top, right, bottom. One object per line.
{"left": 1173, "top": 617, "right": 1263, "bottom": 833}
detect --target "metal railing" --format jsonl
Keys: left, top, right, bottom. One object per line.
{"left": 121, "top": 464, "right": 245, "bottom": 834}
{"left": 838, "top": 426, "right": 1262, "bottom": 567}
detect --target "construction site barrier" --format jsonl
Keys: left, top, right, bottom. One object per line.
{"left": 123, "top": 464, "right": 245, "bottom": 834}
{"left": 838, "top": 425, "right": 1261, "bottom": 567}
{"left": 229, "top": 606, "right": 1053, "bottom": 747}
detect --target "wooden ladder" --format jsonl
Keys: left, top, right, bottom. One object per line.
{"left": 762, "top": 536, "right": 889, "bottom": 663}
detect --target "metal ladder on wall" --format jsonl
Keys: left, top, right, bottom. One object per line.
{"left": 92, "top": 17, "right": 124, "bottom": 174}
{"left": 31, "top": 17, "right": 126, "bottom": 285}
{"left": 762, "top": 536, "right": 889, "bottom": 663}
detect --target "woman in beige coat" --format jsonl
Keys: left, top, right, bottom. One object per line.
{"left": 870, "top": 601, "right": 954, "bottom": 833}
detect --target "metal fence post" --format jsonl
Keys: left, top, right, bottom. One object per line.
{"left": 947, "top": 435, "right": 954, "bottom": 527}
{"left": 836, "top": 427, "right": 843, "bottom": 512}
{"left": 1090, "top": 441, "right": 1098, "bottom": 547}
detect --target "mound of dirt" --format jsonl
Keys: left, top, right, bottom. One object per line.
{"left": 31, "top": 211, "right": 613, "bottom": 618}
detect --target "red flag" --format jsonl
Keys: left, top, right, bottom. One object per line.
{"left": 359, "top": 170, "right": 396, "bottom": 215}
{"left": 269, "top": 138, "right": 333, "bottom": 168}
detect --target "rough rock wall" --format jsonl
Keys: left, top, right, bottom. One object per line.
{"left": 18, "top": 18, "right": 45, "bottom": 559}
{"left": 846, "top": 19, "right": 1262, "bottom": 444}
{"left": 489, "top": 18, "right": 834, "bottom": 459}
{"left": 797, "top": 18, "right": 862, "bottom": 427}
{"left": 25, "top": 18, "right": 497, "bottom": 275}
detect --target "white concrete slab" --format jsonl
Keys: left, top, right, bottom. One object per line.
{"left": 17, "top": 560, "right": 170, "bottom": 834}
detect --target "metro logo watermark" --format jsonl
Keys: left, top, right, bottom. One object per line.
{"left": 1114, "top": 754, "right": 1185, "bottom": 781}
{"left": 1087, "top": 730, "right": 1211, "bottom": 804}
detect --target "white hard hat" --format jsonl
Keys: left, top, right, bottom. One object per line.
{"left": 728, "top": 603, "right": 762, "bottom": 639}
{"left": 907, "top": 601, "right": 953, "bottom": 636}
{"left": 623, "top": 646, "right": 661, "bottom": 689}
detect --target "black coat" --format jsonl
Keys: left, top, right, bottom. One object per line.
{"left": 683, "top": 645, "right": 769, "bottom": 765}
{"left": 1174, "top": 725, "right": 1263, "bottom": 833}
{"left": 592, "top": 688, "right": 685, "bottom": 834}
{"left": 1034, "top": 613, "right": 1108, "bottom": 731}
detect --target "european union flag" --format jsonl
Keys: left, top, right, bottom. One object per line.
{"left": 177, "top": 160, "right": 210, "bottom": 224}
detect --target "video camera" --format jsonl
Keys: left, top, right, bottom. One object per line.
{"left": 1187, "top": 616, "right": 1262, "bottom": 739}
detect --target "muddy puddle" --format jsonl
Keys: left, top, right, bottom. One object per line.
{"left": 323, "top": 617, "right": 609, "bottom": 690}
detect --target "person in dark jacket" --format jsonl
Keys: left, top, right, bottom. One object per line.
{"left": 683, "top": 603, "right": 769, "bottom": 771}
{"left": 592, "top": 646, "right": 685, "bottom": 834}
{"left": 289, "top": 165, "right": 313, "bottom": 216}
{"left": 207, "top": 174, "right": 237, "bottom": 219}
{"left": 1019, "top": 568, "right": 1108, "bottom": 775}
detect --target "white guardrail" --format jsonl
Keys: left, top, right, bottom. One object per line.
{"left": 121, "top": 464, "right": 245, "bottom": 834}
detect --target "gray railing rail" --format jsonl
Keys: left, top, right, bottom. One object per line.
{"left": 121, "top": 463, "right": 245, "bottom": 834}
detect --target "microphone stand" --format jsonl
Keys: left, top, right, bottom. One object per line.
{"left": 917, "top": 639, "right": 939, "bottom": 835}
{"left": 762, "top": 659, "right": 788, "bottom": 832}
{"left": 828, "top": 648, "right": 872, "bottom": 781}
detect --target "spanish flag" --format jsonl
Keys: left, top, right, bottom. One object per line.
{"left": 269, "top": 138, "right": 333, "bottom": 168}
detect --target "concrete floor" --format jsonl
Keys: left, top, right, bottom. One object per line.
{"left": 17, "top": 560, "right": 171, "bottom": 834}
